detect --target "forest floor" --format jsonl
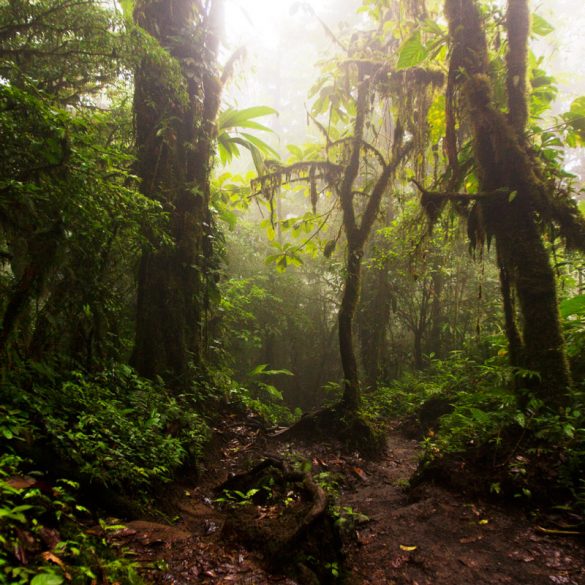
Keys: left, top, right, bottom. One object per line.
{"left": 111, "top": 414, "right": 585, "bottom": 584}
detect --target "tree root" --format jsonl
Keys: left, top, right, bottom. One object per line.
{"left": 217, "top": 458, "right": 344, "bottom": 583}
{"left": 271, "top": 404, "right": 386, "bottom": 457}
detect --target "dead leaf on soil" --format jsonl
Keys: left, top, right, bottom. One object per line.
{"left": 459, "top": 535, "right": 483, "bottom": 544}
{"left": 357, "top": 530, "right": 374, "bottom": 545}
{"left": 507, "top": 550, "right": 535, "bottom": 563}
{"left": 399, "top": 544, "right": 417, "bottom": 551}
{"left": 470, "top": 504, "right": 481, "bottom": 517}
{"left": 548, "top": 576, "right": 574, "bottom": 585}
{"left": 390, "top": 553, "right": 409, "bottom": 568}
{"left": 537, "top": 526, "right": 585, "bottom": 536}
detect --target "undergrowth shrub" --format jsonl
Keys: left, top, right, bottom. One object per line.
{"left": 367, "top": 348, "right": 585, "bottom": 514}
{"left": 225, "top": 364, "right": 300, "bottom": 427}
{"left": 1, "top": 363, "right": 210, "bottom": 493}
{"left": 0, "top": 408, "right": 143, "bottom": 585}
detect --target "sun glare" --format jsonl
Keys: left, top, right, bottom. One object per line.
{"left": 225, "top": 0, "right": 293, "bottom": 48}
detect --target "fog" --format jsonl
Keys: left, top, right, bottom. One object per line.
{"left": 224, "top": 0, "right": 361, "bottom": 151}
{"left": 223, "top": 0, "right": 585, "bottom": 179}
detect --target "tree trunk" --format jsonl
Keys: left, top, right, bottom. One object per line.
{"left": 445, "top": 0, "right": 571, "bottom": 404}
{"left": 131, "top": 0, "right": 221, "bottom": 383}
{"left": 497, "top": 254, "right": 523, "bottom": 367}
{"left": 428, "top": 267, "right": 444, "bottom": 358}
{"left": 339, "top": 246, "right": 363, "bottom": 411}
{"left": 359, "top": 259, "right": 392, "bottom": 389}
{"left": 0, "top": 225, "right": 61, "bottom": 360}
{"left": 413, "top": 328, "right": 424, "bottom": 371}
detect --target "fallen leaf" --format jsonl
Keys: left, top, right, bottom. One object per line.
{"left": 459, "top": 535, "right": 483, "bottom": 544}
{"left": 41, "top": 552, "right": 65, "bottom": 569}
{"left": 7, "top": 476, "right": 37, "bottom": 490}
{"left": 399, "top": 544, "right": 417, "bottom": 551}
{"left": 352, "top": 467, "right": 368, "bottom": 482}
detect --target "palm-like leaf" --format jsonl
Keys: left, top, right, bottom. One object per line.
{"left": 217, "top": 106, "right": 279, "bottom": 168}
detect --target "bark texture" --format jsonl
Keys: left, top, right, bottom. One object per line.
{"left": 337, "top": 68, "right": 410, "bottom": 409}
{"left": 132, "top": 0, "right": 222, "bottom": 382}
{"left": 445, "top": 0, "right": 571, "bottom": 403}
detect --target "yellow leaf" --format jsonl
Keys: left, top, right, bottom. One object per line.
{"left": 400, "top": 545, "right": 417, "bottom": 551}
{"left": 479, "top": 519, "right": 489, "bottom": 525}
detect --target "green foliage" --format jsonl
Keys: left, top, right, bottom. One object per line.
{"left": 230, "top": 364, "right": 298, "bottom": 425}
{"left": 229, "top": 384, "right": 300, "bottom": 428}
{"left": 215, "top": 487, "right": 264, "bottom": 506}
{"left": 531, "top": 13, "right": 555, "bottom": 37}
{"left": 118, "top": 0, "right": 135, "bottom": 20}
{"left": 1, "top": 364, "right": 210, "bottom": 493}
{"left": 329, "top": 504, "right": 369, "bottom": 532}
{"left": 0, "top": 0, "right": 128, "bottom": 101}
{"left": 0, "top": 464, "right": 144, "bottom": 584}
{"left": 0, "top": 79, "right": 162, "bottom": 364}
{"left": 218, "top": 218, "right": 342, "bottom": 412}
{"left": 559, "top": 293, "right": 585, "bottom": 362}
{"left": 0, "top": 420, "right": 143, "bottom": 585}
{"left": 212, "top": 171, "right": 254, "bottom": 229}
{"left": 371, "top": 346, "right": 585, "bottom": 512}
{"left": 396, "top": 31, "right": 429, "bottom": 70}
{"left": 562, "top": 97, "right": 585, "bottom": 147}
{"left": 217, "top": 106, "right": 279, "bottom": 168}
{"left": 218, "top": 277, "right": 279, "bottom": 349}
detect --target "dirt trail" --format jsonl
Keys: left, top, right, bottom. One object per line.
{"left": 115, "top": 420, "right": 584, "bottom": 584}
{"left": 342, "top": 431, "right": 584, "bottom": 585}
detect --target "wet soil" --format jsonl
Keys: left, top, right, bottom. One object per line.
{"left": 116, "top": 417, "right": 584, "bottom": 584}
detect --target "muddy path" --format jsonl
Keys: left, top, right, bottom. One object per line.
{"left": 113, "top": 418, "right": 584, "bottom": 584}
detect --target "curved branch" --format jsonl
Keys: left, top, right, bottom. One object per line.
{"left": 338, "top": 69, "right": 370, "bottom": 238}
{"left": 357, "top": 137, "right": 413, "bottom": 246}
{"left": 329, "top": 137, "right": 387, "bottom": 169}
{"left": 411, "top": 178, "right": 508, "bottom": 201}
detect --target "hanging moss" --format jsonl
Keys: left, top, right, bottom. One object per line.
{"left": 506, "top": 0, "right": 530, "bottom": 135}
{"left": 438, "top": 0, "right": 574, "bottom": 405}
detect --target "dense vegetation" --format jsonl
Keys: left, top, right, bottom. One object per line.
{"left": 1, "top": 0, "right": 584, "bottom": 582}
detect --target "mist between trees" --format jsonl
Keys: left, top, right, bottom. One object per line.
{"left": 1, "top": 0, "right": 585, "bottom": 583}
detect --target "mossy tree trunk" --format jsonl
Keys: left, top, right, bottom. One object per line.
{"left": 339, "top": 246, "right": 364, "bottom": 411}
{"left": 337, "top": 69, "right": 410, "bottom": 410}
{"left": 131, "top": 0, "right": 222, "bottom": 383}
{"left": 358, "top": 255, "right": 394, "bottom": 389}
{"left": 444, "top": 0, "right": 571, "bottom": 404}
{"left": 428, "top": 266, "right": 444, "bottom": 358}
{"left": 336, "top": 70, "right": 369, "bottom": 412}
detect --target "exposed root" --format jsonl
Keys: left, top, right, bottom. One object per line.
{"left": 272, "top": 405, "right": 386, "bottom": 457}
{"left": 217, "top": 458, "right": 344, "bottom": 583}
